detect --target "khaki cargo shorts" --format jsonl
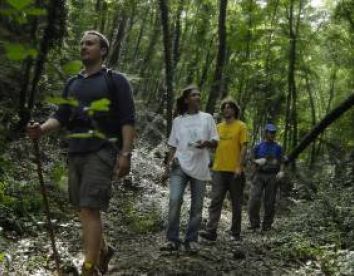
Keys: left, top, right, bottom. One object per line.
{"left": 68, "top": 145, "right": 117, "bottom": 211}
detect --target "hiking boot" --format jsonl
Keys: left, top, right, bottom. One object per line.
{"left": 184, "top": 241, "right": 200, "bottom": 254}
{"left": 81, "top": 262, "right": 102, "bottom": 276}
{"left": 97, "top": 245, "right": 115, "bottom": 274}
{"left": 160, "top": 241, "right": 179, "bottom": 252}
{"left": 199, "top": 230, "right": 217, "bottom": 241}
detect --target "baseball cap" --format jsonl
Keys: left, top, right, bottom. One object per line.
{"left": 265, "top": 123, "right": 277, "bottom": 132}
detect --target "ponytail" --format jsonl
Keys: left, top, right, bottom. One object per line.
{"left": 174, "top": 84, "right": 199, "bottom": 117}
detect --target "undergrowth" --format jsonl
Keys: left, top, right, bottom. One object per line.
{"left": 273, "top": 159, "right": 354, "bottom": 275}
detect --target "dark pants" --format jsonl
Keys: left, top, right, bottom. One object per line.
{"left": 206, "top": 171, "right": 245, "bottom": 237}
{"left": 248, "top": 172, "right": 278, "bottom": 228}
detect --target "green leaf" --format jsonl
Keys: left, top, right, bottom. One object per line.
{"left": 0, "top": 9, "right": 16, "bottom": 16}
{"left": 46, "top": 97, "right": 79, "bottom": 107}
{"left": 6, "top": 0, "right": 33, "bottom": 10}
{"left": 88, "top": 98, "right": 110, "bottom": 114}
{"left": 27, "top": 48, "right": 37, "bottom": 57}
{"left": 63, "top": 60, "right": 82, "bottom": 75}
{"left": 25, "top": 7, "right": 46, "bottom": 16}
{"left": 4, "top": 43, "right": 37, "bottom": 61}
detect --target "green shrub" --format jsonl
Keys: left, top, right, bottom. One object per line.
{"left": 122, "top": 197, "right": 163, "bottom": 234}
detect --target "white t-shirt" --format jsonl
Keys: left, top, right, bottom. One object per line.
{"left": 168, "top": 111, "right": 219, "bottom": 181}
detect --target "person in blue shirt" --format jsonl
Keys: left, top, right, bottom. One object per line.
{"left": 248, "top": 123, "right": 285, "bottom": 232}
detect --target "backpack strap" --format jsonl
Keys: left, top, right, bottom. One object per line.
{"left": 63, "top": 76, "right": 77, "bottom": 98}
{"left": 104, "top": 68, "right": 119, "bottom": 111}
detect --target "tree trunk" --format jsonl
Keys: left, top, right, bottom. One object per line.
{"left": 206, "top": 0, "right": 228, "bottom": 114}
{"left": 94, "top": 0, "right": 102, "bottom": 29}
{"left": 120, "top": 4, "right": 137, "bottom": 70}
{"left": 27, "top": 0, "right": 66, "bottom": 119}
{"left": 304, "top": 71, "right": 317, "bottom": 167}
{"left": 17, "top": 8, "right": 40, "bottom": 128}
{"left": 158, "top": 0, "right": 174, "bottom": 136}
{"left": 198, "top": 37, "right": 215, "bottom": 89}
{"left": 326, "top": 67, "right": 337, "bottom": 113}
{"left": 238, "top": 0, "right": 254, "bottom": 110}
{"left": 284, "top": 0, "right": 302, "bottom": 154}
{"left": 173, "top": 0, "right": 184, "bottom": 70}
{"left": 132, "top": 8, "right": 151, "bottom": 64}
{"left": 99, "top": 1, "right": 108, "bottom": 33}
{"left": 286, "top": 93, "right": 354, "bottom": 164}
{"left": 108, "top": 11, "right": 128, "bottom": 67}
{"left": 135, "top": 14, "right": 160, "bottom": 96}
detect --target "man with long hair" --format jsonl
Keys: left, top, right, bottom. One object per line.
{"left": 27, "top": 30, "right": 135, "bottom": 275}
{"left": 161, "top": 84, "right": 218, "bottom": 253}
{"left": 200, "top": 97, "right": 248, "bottom": 242}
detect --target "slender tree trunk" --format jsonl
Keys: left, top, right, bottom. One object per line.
{"left": 291, "top": 0, "right": 303, "bottom": 151}
{"left": 238, "top": 0, "right": 253, "bottom": 110}
{"left": 136, "top": 14, "right": 161, "bottom": 96}
{"left": 120, "top": 4, "right": 137, "bottom": 69}
{"left": 17, "top": 6, "right": 40, "bottom": 128}
{"left": 287, "top": 0, "right": 297, "bottom": 152}
{"left": 94, "top": 0, "right": 102, "bottom": 29}
{"left": 27, "top": 0, "right": 66, "bottom": 118}
{"left": 132, "top": 8, "right": 152, "bottom": 64}
{"left": 286, "top": 93, "right": 354, "bottom": 164}
{"left": 173, "top": 0, "right": 184, "bottom": 70}
{"left": 108, "top": 10, "right": 128, "bottom": 67}
{"left": 284, "top": 0, "right": 302, "bottom": 154}
{"left": 158, "top": 0, "right": 174, "bottom": 136}
{"left": 326, "top": 67, "right": 337, "bottom": 113}
{"left": 198, "top": 37, "right": 215, "bottom": 89}
{"left": 99, "top": 1, "right": 108, "bottom": 33}
{"left": 304, "top": 71, "right": 317, "bottom": 166}
{"left": 264, "top": 0, "right": 280, "bottom": 122}
{"left": 18, "top": 58, "right": 33, "bottom": 127}
{"left": 177, "top": 3, "right": 205, "bottom": 86}
{"left": 206, "top": 0, "right": 228, "bottom": 114}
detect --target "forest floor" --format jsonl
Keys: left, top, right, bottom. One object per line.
{"left": 4, "top": 184, "right": 307, "bottom": 275}
{"left": 1, "top": 142, "right": 353, "bottom": 275}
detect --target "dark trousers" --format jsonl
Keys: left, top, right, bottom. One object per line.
{"left": 206, "top": 171, "right": 245, "bottom": 236}
{"left": 248, "top": 172, "right": 278, "bottom": 228}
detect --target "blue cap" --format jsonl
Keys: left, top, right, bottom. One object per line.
{"left": 265, "top": 123, "right": 277, "bottom": 132}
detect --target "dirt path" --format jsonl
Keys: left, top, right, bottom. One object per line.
{"left": 6, "top": 182, "right": 301, "bottom": 275}
{"left": 4, "top": 148, "right": 306, "bottom": 275}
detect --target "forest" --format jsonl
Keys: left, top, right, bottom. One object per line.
{"left": 0, "top": 0, "right": 353, "bottom": 275}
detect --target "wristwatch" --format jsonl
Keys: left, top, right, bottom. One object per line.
{"left": 121, "top": 151, "right": 132, "bottom": 158}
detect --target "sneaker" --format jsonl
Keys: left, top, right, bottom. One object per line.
{"left": 160, "top": 241, "right": 179, "bottom": 252}
{"left": 199, "top": 230, "right": 217, "bottom": 241}
{"left": 97, "top": 245, "right": 115, "bottom": 274}
{"left": 184, "top": 241, "right": 200, "bottom": 254}
{"left": 81, "top": 262, "right": 102, "bottom": 276}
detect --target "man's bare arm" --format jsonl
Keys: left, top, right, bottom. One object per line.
{"left": 120, "top": 124, "right": 135, "bottom": 154}
{"left": 27, "top": 118, "right": 61, "bottom": 140}
{"left": 116, "top": 124, "right": 135, "bottom": 177}
{"left": 240, "top": 142, "right": 248, "bottom": 168}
